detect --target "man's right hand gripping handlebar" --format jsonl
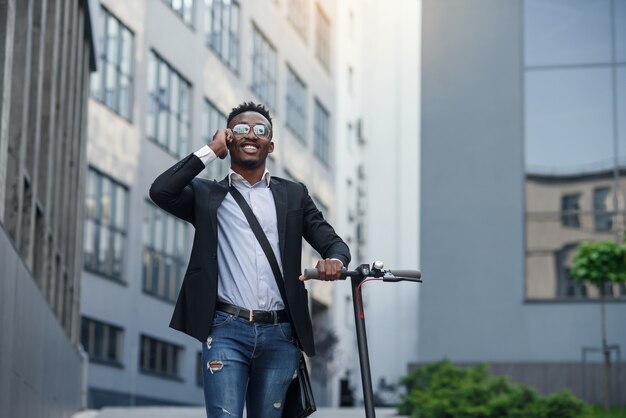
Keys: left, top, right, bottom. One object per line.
{"left": 302, "top": 262, "right": 422, "bottom": 283}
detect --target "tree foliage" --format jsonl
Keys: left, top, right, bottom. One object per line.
{"left": 570, "top": 240, "right": 626, "bottom": 286}
{"left": 398, "top": 360, "right": 590, "bottom": 418}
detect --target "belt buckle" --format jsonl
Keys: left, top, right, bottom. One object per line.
{"left": 248, "top": 309, "right": 253, "bottom": 322}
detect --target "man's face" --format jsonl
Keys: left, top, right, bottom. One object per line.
{"left": 228, "top": 111, "right": 274, "bottom": 169}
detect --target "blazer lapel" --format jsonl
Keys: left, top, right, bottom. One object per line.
{"left": 270, "top": 178, "right": 287, "bottom": 260}
{"left": 208, "top": 177, "right": 229, "bottom": 238}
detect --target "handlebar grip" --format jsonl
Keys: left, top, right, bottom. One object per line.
{"left": 304, "top": 267, "right": 350, "bottom": 280}
{"left": 303, "top": 268, "right": 320, "bottom": 279}
{"left": 389, "top": 270, "right": 421, "bottom": 279}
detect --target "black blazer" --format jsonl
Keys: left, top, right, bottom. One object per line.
{"left": 149, "top": 154, "right": 351, "bottom": 356}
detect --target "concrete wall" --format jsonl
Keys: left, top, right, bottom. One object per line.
{"left": 419, "top": 0, "right": 626, "bottom": 405}
{"left": 0, "top": 224, "right": 83, "bottom": 418}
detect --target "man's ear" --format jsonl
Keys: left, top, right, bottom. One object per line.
{"left": 268, "top": 141, "right": 274, "bottom": 154}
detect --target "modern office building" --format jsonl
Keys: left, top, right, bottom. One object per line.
{"left": 331, "top": 0, "right": 421, "bottom": 407}
{"left": 81, "top": 0, "right": 365, "bottom": 407}
{"left": 0, "top": 0, "right": 98, "bottom": 417}
{"left": 420, "top": 0, "right": 626, "bottom": 405}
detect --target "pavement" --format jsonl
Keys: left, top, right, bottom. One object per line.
{"left": 72, "top": 407, "right": 405, "bottom": 418}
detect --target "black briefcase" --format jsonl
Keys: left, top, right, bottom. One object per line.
{"left": 283, "top": 353, "right": 316, "bottom": 418}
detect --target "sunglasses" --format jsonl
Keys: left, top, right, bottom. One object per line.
{"left": 231, "top": 123, "right": 271, "bottom": 139}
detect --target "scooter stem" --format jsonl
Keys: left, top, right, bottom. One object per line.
{"left": 351, "top": 264, "right": 376, "bottom": 418}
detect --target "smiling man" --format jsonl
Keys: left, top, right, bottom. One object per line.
{"left": 149, "top": 101, "right": 351, "bottom": 418}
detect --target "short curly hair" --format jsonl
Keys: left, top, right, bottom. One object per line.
{"left": 227, "top": 101, "right": 273, "bottom": 128}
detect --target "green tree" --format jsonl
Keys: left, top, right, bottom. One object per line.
{"left": 570, "top": 240, "right": 626, "bottom": 410}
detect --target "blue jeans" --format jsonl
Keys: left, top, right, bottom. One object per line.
{"left": 201, "top": 310, "right": 300, "bottom": 418}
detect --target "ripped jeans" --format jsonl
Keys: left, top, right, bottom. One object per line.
{"left": 201, "top": 310, "right": 300, "bottom": 418}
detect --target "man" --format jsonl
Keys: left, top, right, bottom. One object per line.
{"left": 149, "top": 101, "right": 351, "bottom": 417}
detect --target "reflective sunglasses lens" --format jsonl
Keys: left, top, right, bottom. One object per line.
{"left": 232, "top": 124, "right": 250, "bottom": 135}
{"left": 253, "top": 125, "right": 268, "bottom": 137}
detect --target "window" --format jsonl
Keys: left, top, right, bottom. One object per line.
{"left": 593, "top": 187, "right": 612, "bottom": 232}
{"left": 286, "top": 66, "right": 307, "bottom": 142}
{"left": 200, "top": 100, "right": 229, "bottom": 180}
{"left": 162, "top": 0, "right": 194, "bottom": 25}
{"left": 205, "top": 0, "right": 240, "bottom": 71}
{"left": 251, "top": 27, "right": 277, "bottom": 108}
{"left": 524, "top": 0, "right": 612, "bottom": 67}
{"left": 523, "top": 0, "right": 625, "bottom": 301}
{"left": 146, "top": 51, "right": 191, "bottom": 158}
{"left": 91, "top": 7, "right": 134, "bottom": 119}
{"left": 288, "top": 0, "right": 308, "bottom": 40}
{"left": 315, "top": 5, "right": 331, "bottom": 70}
{"left": 140, "top": 335, "right": 182, "bottom": 379}
{"left": 81, "top": 317, "right": 123, "bottom": 365}
{"left": 142, "top": 201, "right": 188, "bottom": 303}
{"left": 83, "top": 168, "right": 128, "bottom": 281}
{"left": 618, "top": 0, "right": 626, "bottom": 62}
{"left": 313, "top": 99, "right": 330, "bottom": 164}
{"left": 196, "top": 351, "right": 203, "bottom": 386}
{"left": 525, "top": 68, "right": 613, "bottom": 172}
{"left": 560, "top": 194, "right": 580, "bottom": 227}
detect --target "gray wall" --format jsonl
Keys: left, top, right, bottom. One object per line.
{"left": 419, "top": 0, "right": 625, "bottom": 404}
{"left": 0, "top": 224, "right": 83, "bottom": 418}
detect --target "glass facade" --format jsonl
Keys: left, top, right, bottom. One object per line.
{"left": 524, "top": 0, "right": 626, "bottom": 300}
{"left": 146, "top": 51, "right": 191, "bottom": 158}
{"left": 162, "top": 0, "right": 194, "bottom": 25}
{"left": 313, "top": 99, "right": 330, "bottom": 165}
{"left": 251, "top": 26, "right": 277, "bottom": 108}
{"left": 81, "top": 317, "right": 124, "bottom": 365}
{"left": 288, "top": 0, "right": 308, "bottom": 40}
{"left": 142, "top": 201, "right": 188, "bottom": 303}
{"left": 91, "top": 7, "right": 134, "bottom": 120}
{"left": 315, "top": 5, "right": 331, "bottom": 70}
{"left": 286, "top": 66, "right": 307, "bottom": 142}
{"left": 83, "top": 168, "right": 128, "bottom": 281}
{"left": 200, "top": 100, "right": 229, "bottom": 180}
{"left": 140, "top": 335, "right": 182, "bottom": 378}
{"left": 205, "top": 0, "right": 240, "bottom": 71}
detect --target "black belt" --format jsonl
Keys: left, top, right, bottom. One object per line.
{"left": 216, "top": 301, "right": 289, "bottom": 324}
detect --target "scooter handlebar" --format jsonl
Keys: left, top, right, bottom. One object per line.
{"left": 303, "top": 267, "right": 351, "bottom": 280}
{"left": 388, "top": 270, "right": 421, "bottom": 279}
{"left": 303, "top": 267, "right": 422, "bottom": 282}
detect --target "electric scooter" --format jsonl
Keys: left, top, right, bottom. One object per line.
{"left": 304, "top": 262, "right": 422, "bottom": 418}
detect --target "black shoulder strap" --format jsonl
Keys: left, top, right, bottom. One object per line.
{"left": 228, "top": 186, "right": 290, "bottom": 308}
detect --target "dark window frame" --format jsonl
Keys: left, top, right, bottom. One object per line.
{"left": 251, "top": 25, "right": 277, "bottom": 109}
{"left": 161, "top": 0, "right": 195, "bottom": 26}
{"left": 81, "top": 316, "right": 124, "bottom": 367}
{"left": 139, "top": 334, "right": 184, "bottom": 380}
{"left": 83, "top": 167, "right": 129, "bottom": 283}
{"left": 142, "top": 200, "right": 188, "bottom": 304}
{"left": 146, "top": 50, "right": 192, "bottom": 158}
{"left": 205, "top": 0, "right": 240, "bottom": 72}
{"left": 286, "top": 65, "right": 307, "bottom": 143}
{"left": 560, "top": 193, "right": 581, "bottom": 228}
{"left": 315, "top": 4, "right": 331, "bottom": 71}
{"left": 313, "top": 98, "right": 330, "bottom": 165}
{"left": 593, "top": 187, "right": 612, "bottom": 232}
{"left": 196, "top": 351, "right": 203, "bottom": 386}
{"left": 90, "top": 6, "right": 135, "bottom": 121}
{"left": 288, "top": 0, "right": 309, "bottom": 41}
{"left": 199, "top": 100, "right": 230, "bottom": 181}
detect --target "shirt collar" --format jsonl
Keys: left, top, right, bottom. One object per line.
{"left": 228, "top": 168, "right": 272, "bottom": 188}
